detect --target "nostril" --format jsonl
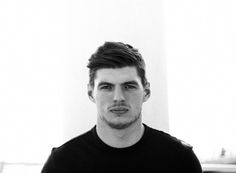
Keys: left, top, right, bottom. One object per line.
{"left": 113, "top": 95, "right": 125, "bottom": 101}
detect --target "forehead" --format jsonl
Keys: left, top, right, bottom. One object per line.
{"left": 94, "top": 66, "right": 142, "bottom": 85}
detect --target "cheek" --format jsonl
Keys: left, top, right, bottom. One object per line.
{"left": 95, "top": 93, "right": 112, "bottom": 108}
{"left": 127, "top": 93, "right": 145, "bottom": 105}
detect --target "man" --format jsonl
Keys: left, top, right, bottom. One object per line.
{"left": 41, "top": 42, "right": 202, "bottom": 173}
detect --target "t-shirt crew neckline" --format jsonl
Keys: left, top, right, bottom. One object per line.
{"left": 91, "top": 123, "right": 149, "bottom": 153}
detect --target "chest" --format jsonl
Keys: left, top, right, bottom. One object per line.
{"left": 80, "top": 149, "right": 181, "bottom": 173}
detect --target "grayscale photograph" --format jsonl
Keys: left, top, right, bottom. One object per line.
{"left": 0, "top": 0, "right": 235, "bottom": 172}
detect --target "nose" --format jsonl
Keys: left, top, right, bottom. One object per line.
{"left": 113, "top": 86, "right": 125, "bottom": 102}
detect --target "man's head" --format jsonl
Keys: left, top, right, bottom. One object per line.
{"left": 87, "top": 42, "right": 150, "bottom": 129}
{"left": 87, "top": 42, "right": 147, "bottom": 88}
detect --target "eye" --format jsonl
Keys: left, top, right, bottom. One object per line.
{"left": 124, "top": 84, "right": 137, "bottom": 90}
{"left": 99, "top": 85, "right": 113, "bottom": 90}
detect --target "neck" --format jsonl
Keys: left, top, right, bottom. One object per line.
{"left": 96, "top": 119, "right": 144, "bottom": 148}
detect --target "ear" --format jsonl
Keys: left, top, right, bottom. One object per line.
{"left": 143, "top": 82, "right": 150, "bottom": 102}
{"left": 87, "top": 84, "right": 95, "bottom": 103}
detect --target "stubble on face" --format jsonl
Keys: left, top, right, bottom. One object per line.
{"left": 100, "top": 111, "right": 141, "bottom": 130}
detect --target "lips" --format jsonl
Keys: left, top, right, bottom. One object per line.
{"left": 109, "top": 107, "right": 129, "bottom": 114}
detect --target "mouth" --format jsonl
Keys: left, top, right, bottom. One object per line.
{"left": 109, "top": 107, "right": 129, "bottom": 114}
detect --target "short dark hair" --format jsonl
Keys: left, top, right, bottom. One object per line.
{"left": 87, "top": 41, "right": 148, "bottom": 87}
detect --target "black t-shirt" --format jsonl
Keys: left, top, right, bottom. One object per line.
{"left": 41, "top": 124, "right": 202, "bottom": 173}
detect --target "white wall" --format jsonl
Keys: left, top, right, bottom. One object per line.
{"left": 2, "top": 0, "right": 236, "bottom": 164}
{"left": 0, "top": 0, "right": 168, "bottom": 163}
{"left": 63, "top": 0, "right": 169, "bottom": 141}
{"left": 0, "top": 0, "right": 66, "bottom": 162}
{"left": 164, "top": 0, "right": 236, "bottom": 160}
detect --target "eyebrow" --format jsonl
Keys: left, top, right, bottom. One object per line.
{"left": 97, "top": 82, "right": 113, "bottom": 87}
{"left": 122, "top": 81, "right": 139, "bottom": 86}
{"left": 97, "top": 81, "right": 139, "bottom": 87}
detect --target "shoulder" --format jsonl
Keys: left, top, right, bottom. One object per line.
{"left": 41, "top": 127, "right": 95, "bottom": 172}
{"left": 52, "top": 126, "right": 95, "bottom": 156}
{"left": 144, "top": 124, "right": 202, "bottom": 172}
{"left": 144, "top": 124, "right": 193, "bottom": 150}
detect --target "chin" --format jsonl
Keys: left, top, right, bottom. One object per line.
{"left": 107, "top": 121, "right": 132, "bottom": 129}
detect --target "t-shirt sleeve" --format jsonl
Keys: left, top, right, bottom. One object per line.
{"left": 183, "top": 147, "right": 203, "bottom": 173}
{"left": 41, "top": 148, "right": 57, "bottom": 173}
